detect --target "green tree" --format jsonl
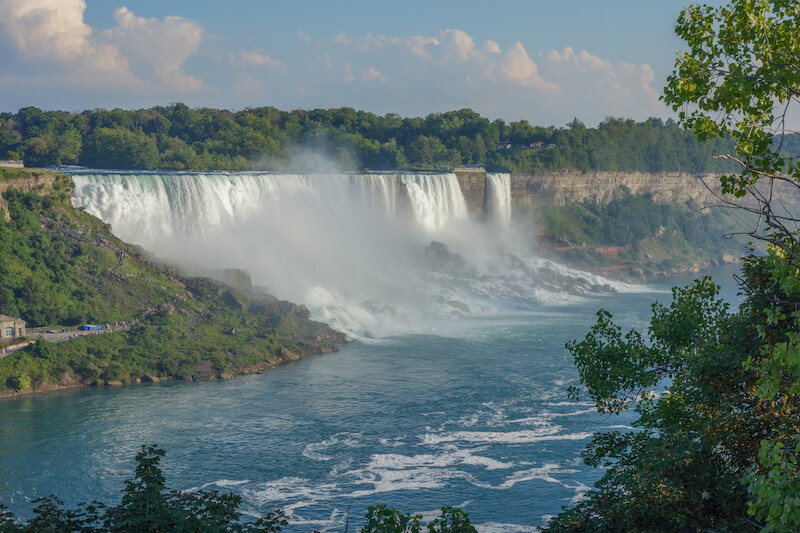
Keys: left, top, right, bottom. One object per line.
{"left": 546, "top": 1, "right": 800, "bottom": 531}
{"left": 82, "top": 128, "right": 159, "bottom": 169}
{"left": 663, "top": 3, "right": 800, "bottom": 530}
{"left": 0, "top": 445, "right": 289, "bottom": 532}
{"left": 360, "top": 505, "right": 476, "bottom": 533}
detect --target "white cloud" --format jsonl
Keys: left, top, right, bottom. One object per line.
{"left": 298, "top": 30, "right": 312, "bottom": 44}
{"left": 481, "top": 40, "right": 501, "bottom": 55}
{"left": 104, "top": 7, "right": 204, "bottom": 92}
{"left": 542, "top": 46, "right": 663, "bottom": 117}
{"left": 361, "top": 67, "right": 385, "bottom": 83}
{"left": 293, "top": 29, "right": 663, "bottom": 125}
{"left": 230, "top": 50, "right": 285, "bottom": 70}
{"left": 342, "top": 64, "right": 355, "bottom": 83}
{"left": 498, "top": 42, "right": 559, "bottom": 92}
{"left": 309, "top": 29, "right": 560, "bottom": 93}
{"left": 0, "top": 2, "right": 206, "bottom": 94}
{"left": 0, "top": 0, "right": 130, "bottom": 78}
{"left": 439, "top": 29, "right": 475, "bottom": 63}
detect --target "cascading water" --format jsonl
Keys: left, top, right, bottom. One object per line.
{"left": 485, "top": 172, "right": 512, "bottom": 227}
{"left": 71, "top": 170, "right": 641, "bottom": 337}
{"left": 400, "top": 173, "right": 467, "bottom": 231}
{"left": 72, "top": 172, "right": 400, "bottom": 242}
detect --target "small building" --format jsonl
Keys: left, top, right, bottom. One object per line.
{"left": 81, "top": 325, "right": 103, "bottom": 331}
{"left": 0, "top": 315, "right": 26, "bottom": 339}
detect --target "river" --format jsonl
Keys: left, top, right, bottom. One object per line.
{"left": 0, "top": 266, "right": 741, "bottom": 532}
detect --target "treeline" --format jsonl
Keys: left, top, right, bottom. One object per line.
{"left": 0, "top": 104, "right": 737, "bottom": 173}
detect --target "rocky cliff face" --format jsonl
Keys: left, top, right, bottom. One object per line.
{"left": 452, "top": 170, "right": 720, "bottom": 218}
{"left": 511, "top": 171, "right": 718, "bottom": 209}
{"left": 0, "top": 171, "right": 61, "bottom": 220}
{"left": 453, "top": 170, "right": 489, "bottom": 215}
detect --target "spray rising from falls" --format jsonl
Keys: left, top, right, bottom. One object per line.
{"left": 72, "top": 171, "right": 638, "bottom": 338}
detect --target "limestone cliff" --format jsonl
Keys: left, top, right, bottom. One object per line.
{"left": 453, "top": 170, "right": 720, "bottom": 218}
{"left": 510, "top": 171, "right": 719, "bottom": 210}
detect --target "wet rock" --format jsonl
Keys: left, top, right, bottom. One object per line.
{"left": 425, "top": 241, "right": 468, "bottom": 273}
{"left": 280, "top": 347, "right": 301, "bottom": 362}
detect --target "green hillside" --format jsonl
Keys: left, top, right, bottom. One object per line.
{"left": 536, "top": 189, "right": 751, "bottom": 278}
{"left": 0, "top": 168, "right": 344, "bottom": 396}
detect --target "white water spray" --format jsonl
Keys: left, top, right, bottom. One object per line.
{"left": 71, "top": 171, "right": 639, "bottom": 338}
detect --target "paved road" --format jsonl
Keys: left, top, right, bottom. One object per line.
{"left": 1, "top": 326, "right": 129, "bottom": 358}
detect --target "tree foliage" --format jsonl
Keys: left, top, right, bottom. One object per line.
{"left": 546, "top": 1, "right": 800, "bottom": 531}
{"left": 0, "top": 106, "right": 736, "bottom": 173}
{"left": 0, "top": 445, "right": 289, "bottom": 532}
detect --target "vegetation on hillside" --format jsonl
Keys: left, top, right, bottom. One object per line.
{"left": 0, "top": 172, "right": 343, "bottom": 394}
{"left": 545, "top": 1, "right": 800, "bottom": 530}
{"left": 0, "top": 105, "right": 737, "bottom": 174}
{"left": 537, "top": 188, "right": 749, "bottom": 278}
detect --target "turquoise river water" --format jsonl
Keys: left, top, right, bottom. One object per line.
{"left": 0, "top": 267, "right": 740, "bottom": 532}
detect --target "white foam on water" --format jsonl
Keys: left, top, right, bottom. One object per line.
{"left": 244, "top": 476, "right": 339, "bottom": 507}
{"left": 547, "top": 408, "right": 599, "bottom": 418}
{"left": 422, "top": 430, "right": 594, "bottom": 445}
{"left": 567, "top": 481, "right": 592, "bottom": 504}
{"left": 378, "top": 436, "right": 407, "bottom": 447}
{"left": 478, "top": 522, "right": 542, "bottom": 533}
{"left": 546, "top": 401, "right": 596, "bottom": 407}
{"left": 494, "top": 463, "right": 580, "bottom": 490}
{"left": 303, "top": 432, "right": 363, "bottom": 462}
{"left": 198, "top": 479, "right": 251, "bottom": 489}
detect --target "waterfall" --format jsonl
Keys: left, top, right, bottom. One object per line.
{"left": 70, "top": 170, "right": 637, "bottom": 338}
{"left": 400, "top": 173, "right": 468, "bottom": 231}
{"left": 485, "top": 172, "right": 512, "bottom": 226}
{"left": 72, "top": 172, "right": 403, "bottom": 243}
{"left": 72, "top": 171, "right": 474, "bottom": 242}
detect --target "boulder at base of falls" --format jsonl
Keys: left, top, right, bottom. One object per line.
{"left": 425, "top": 241, "right": 468, "bottom": 273}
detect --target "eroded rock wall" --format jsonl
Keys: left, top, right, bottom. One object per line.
{"left": 509, "top": 171, "right": 719, "bottom": 210}
{"left": 0, "top": 174, "right": 59, "bottom": 221}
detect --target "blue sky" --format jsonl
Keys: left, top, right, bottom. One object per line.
{"left": 0, "top": 0, "right": 724, "bottom": 126}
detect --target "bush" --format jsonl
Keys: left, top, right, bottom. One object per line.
{"left": 7, "top": 373, "right": 31, "bottom": 391}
